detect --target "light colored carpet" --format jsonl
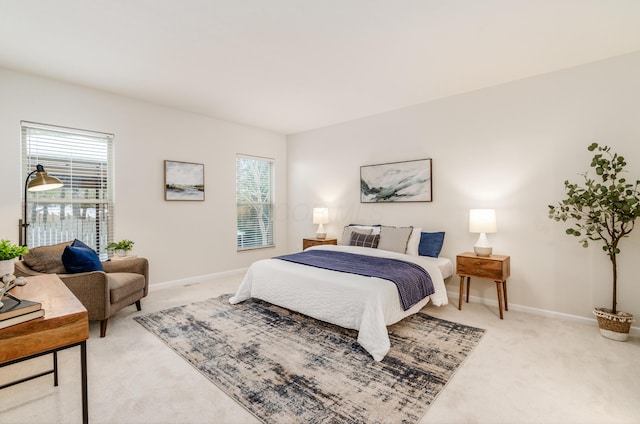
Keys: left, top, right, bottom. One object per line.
{"left": 134, "top": 294, "right": 485, "bottom": 423}
{"left": 1, "top": 272, "right": 639, "bottom": 423}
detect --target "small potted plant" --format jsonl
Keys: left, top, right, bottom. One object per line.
{"left": 107, "top": 240, "right": 135, "bottom": 257}
{"left": 0, "top": 239, "right": 29, "bottom": 276}
{"left": 549, "top": 143, "right": 640, "bottom": 341}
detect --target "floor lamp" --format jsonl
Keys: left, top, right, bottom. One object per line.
{"left": 19, "top": 164, "right": 64, "bottom": 247}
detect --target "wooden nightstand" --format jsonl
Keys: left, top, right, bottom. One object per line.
{"left": 302, "top": 238, "right": 337, "bottom": 250}
{"left": 456, "top": 252, "right": 511, "bottom": 319}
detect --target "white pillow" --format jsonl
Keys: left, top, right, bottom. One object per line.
{"left": 406, "top": 227, "right": 422, "bottom": 256}
{"left": 348, "top": 224, "right": 381, "bottom": 235}
{"left": 377, "top": 225, "right": 414, "bottom": 254}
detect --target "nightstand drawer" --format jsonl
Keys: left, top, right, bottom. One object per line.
{"left": 456, "top": 254, "right": 510, "bottom": 280}
{"left": 302, "top": 238, "right": 337, "bottom": 250}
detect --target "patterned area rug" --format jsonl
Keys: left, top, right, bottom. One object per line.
{"left": 134, "top": 294, "right": 485, "bottom": 423}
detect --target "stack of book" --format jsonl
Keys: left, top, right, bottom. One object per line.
{"left": 0, "top": 295, "right": 44, "bottom": 330}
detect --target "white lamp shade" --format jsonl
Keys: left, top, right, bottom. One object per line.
{"left": 312, "top": 208, "right": 329, "bottom": 224}
{"left": 469, "top": 209, "right": 497, "bottom": 233}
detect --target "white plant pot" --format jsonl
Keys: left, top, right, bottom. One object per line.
{"left": 0, "top": 259, "right": 15, "bottom": 276}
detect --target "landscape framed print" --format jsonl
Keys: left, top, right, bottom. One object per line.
{"left": 360, "top": 158, "right": 432, "bottom": 203}
{"left": 164, "top": 160, "right": 205, "bottom": 201}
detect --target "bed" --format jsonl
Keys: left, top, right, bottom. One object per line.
{"left": 229, "top": 242, "right": 453, "bottom": 361}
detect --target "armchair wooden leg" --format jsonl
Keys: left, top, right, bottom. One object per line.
{"left": 100, "top": 319, "right": 108, "bottom": 338}
{"left": 135, "top": 300, "right": 141, "bottom": 311}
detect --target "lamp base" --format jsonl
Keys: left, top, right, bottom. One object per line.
{"left": 315, "top": 223, "right": 326, "bottom": 239}
{"left": 473, "top": 246, "right": 493, "bottom": 256}
{"left": 473, "top": 232, "right": 493, "bottom": 256}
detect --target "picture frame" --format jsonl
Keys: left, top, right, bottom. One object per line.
{"left": 164, "top": 160, "right": 205, "bottom": 201}
{"left": 360, "top": 158, "right": 432, "bottom": 203}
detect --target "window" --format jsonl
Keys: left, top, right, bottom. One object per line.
{"left": 236, "top": 155, "right": 274, "bottom": 250}
{"left": 21, "top": 121, "right": 114, "bottom": 258}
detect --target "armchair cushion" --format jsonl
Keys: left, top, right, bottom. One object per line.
{"left": 62, "top": 241, "right": 104, "bottom": 273}
{"left": 22, "top": 241, "right": 72, "bottom": 274}
{"left": 109, "top": 273, "right": 146, "bottom": 303}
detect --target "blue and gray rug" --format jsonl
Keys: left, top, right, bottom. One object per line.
{"left": 134, "top": 294, "right": 485, "bottom": 423}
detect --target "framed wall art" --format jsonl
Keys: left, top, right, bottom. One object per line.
{"left": 164, "top": 160, "right": 205, "bottom": 201}
{"left": 360, "top": 158, "right": 432, "bottom": 203}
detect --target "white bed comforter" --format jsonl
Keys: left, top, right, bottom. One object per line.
{"left": 229, "top": 245, "right": 450, "bottom": 361}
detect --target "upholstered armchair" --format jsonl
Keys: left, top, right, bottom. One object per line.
{"left": 14, "top": 241, "right": 149, "bottom": 337}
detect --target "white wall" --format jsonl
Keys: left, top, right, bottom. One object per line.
{"left": 0, "top": 68, "right": 288, "bottom": 284}
{"left": 287, "top": 52, "right": 640, "bottom": 321}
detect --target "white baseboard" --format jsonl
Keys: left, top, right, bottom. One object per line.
{"left": 447, "top": 291, "right": 640, "bottom": 337}
{"left": 150, "top": 268, "right": 248, "bottom": 291}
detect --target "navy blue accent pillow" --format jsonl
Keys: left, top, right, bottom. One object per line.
{"left": 62, "top": 240, "right": 104, "bottom": 273}
{"left": 418, "top": 232, "right": 445, "bottom": 258}
{"left": 71, "top": 239, "right": 93, "bottom": 250}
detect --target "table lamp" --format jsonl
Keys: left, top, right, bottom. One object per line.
{"left": 312, "top": 207, "right": 329, "bottom": 239}
{"left": 469, "top": 209, "right": 497, "bottom": 256}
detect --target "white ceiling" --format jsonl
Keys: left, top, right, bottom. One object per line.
{"left": 2, "top": 1, "right": 640, "bottom": 134}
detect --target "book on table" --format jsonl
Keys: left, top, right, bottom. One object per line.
{"left": 0, "top": 296, "right": 42, "bottom": 320}
{"left": 0, "top": 308, "right": 45, "bottom": 329}
{"left": 0, "top": 296, "right": 44, "bottom": 329}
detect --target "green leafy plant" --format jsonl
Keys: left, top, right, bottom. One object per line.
{"left": 107, "top": 240, "right": 135, "bottom": 252}
{"left": 0, "top": 239, "right": 29, "bottom": 260}
{"left": 548, "top": 143, "right": 640, "bottom": 314}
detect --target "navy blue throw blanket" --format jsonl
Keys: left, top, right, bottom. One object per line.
{"left": 274, "top": 250, "right": 434, "bottom": 311}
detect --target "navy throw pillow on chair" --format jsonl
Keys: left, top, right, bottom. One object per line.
{"left": 62, "top": 239, "right": 104, "bottom": 273}
{"left": 71, "top": 239, "right": 93, "bottom": 250}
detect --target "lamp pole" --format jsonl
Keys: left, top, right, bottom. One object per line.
{"left": 19, "top": 168, "right": 38, "bottom": 246}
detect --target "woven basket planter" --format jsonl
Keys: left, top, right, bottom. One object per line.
{"left": 593, "top": 308, "right": 634, "bottom": 341}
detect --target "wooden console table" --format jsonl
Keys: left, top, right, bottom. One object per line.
{"left": 0, "top": 274, "right": 89, "bottom": 423}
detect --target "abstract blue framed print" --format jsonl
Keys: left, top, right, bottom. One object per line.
{"left": 360, "top": 158, "right": 432, "bottom": 203}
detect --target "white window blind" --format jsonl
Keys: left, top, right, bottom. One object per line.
{"left": 236, "top": 155, "right": 274, "bottom": 250}
{"left": 21, "top": 121, "right": 114, "bottom": 258}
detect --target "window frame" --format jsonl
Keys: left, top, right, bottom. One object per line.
{"left": 236, "top": 154, "right": 275, "bottom": 251}
{"left": 21, "top": 121, "right": 114, "bottom": 258}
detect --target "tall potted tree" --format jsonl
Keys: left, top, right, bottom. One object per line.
{"left": 549, "top": 143, "right": 640, "bottom": 341}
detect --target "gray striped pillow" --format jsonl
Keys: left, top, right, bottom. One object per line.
{"left": 349, "top": 232, "right": 380, "bottom": 248}
{"left": 340, "top": 226, "right": 373, "bottom": 245}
